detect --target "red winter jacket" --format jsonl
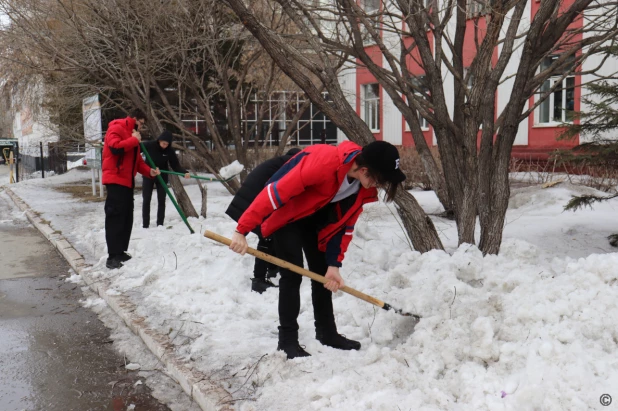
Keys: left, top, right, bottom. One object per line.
{"left": 102, "top": 117, "right": 152, "bottom": 188}
{"left": 237, "top": 141, "right": 378, "bottom": 266}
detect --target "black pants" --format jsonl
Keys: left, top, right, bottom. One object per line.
{"left": 105, "top": 184, "right": 134, "bottom": 257}
{"left": 254, "top": 237, "right": 278, "bottom": 279}
{"left": 273, "top": 216, "right": 336, "bottom": 344}
{"left": 142, "top": 177, "right": 166, "bottom": 227}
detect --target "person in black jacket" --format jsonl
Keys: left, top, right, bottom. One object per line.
{"left": 226, "top": 148, "right": 302, "bottom": 293}
{"left": 141, "top": 130, "right": 190, "bottom": 228}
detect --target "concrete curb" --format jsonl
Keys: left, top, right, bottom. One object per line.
{"left": 4, "top": 187, "right": 233, "bottom": 411}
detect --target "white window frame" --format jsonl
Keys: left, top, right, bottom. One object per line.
{"left": 361, "top": 84, "right": 380, "bottom": 133}
{"left": 181, "top": 102, "right": 206, "bottom": 135}
{"left": 467, "top": 0, "right": 488, "bottom": 18}
{"left": 536, "top": 77, "right": 576, "bottom": 126}
{"left": 240, "top": 91, "right": 337, "bottom": 146}
{"left": 535, "top": 56, "right": 576, "bottom": 126}
{"left": 362, "top": 0, "right": 380, "bottom": 13}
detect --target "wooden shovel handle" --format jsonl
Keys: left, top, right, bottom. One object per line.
{"left": 204, "top": 230, "right": 387, "bottom": 310}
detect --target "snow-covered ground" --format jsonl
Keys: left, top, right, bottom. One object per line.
{"left": 5, "top": 168, "right": 618, "bottom": 410}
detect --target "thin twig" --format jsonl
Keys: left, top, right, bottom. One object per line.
{"left": 449, "top": 286, "right": 456, "bottom": 319}
{"left": 230, "top": 354, "right": 268, "bottom": 395}
{"left": 368, "top": 306, "right": 377, "bottom": 341}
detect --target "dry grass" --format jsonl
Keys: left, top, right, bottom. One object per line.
{"left": 509, "top": 156, "right": 618, "bottom": 193}
{"left": 53, "top": 184, "right": 107, "bottom": 202}
{"left": 53, "top": 183, "right": 144, "bottom": 202}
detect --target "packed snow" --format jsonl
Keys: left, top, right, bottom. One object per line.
{"left": 219, "top": 160, "right": 244, "bottom": 179}
{"left": 5, "top": 168, "right": 618, "bottom": 410}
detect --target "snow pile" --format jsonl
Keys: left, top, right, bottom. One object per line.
{"left": 80, "top": 296, "right": 106, "bottom": 309}
{"left": 219, "top": 160, "right": 244, "bottom": 179}
{"left": 8, "top": 170, "right": 618, "bottom": 410}
{"left": 28, "top": 170, "right": 56, "bottom": 179}
{"left": 67, "top": 157, "right": 86, "bottom": 170}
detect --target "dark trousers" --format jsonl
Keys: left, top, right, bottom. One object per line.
{"left": 273, "top": 216, "right": 336, "bottom": 344}
{"left": 142, "top": 177, "right": 166, "bottom": 227}
{"left": 104, "top": 184, "right": 134, "bottom": 257}
{"left": 254, "top": 238, "right": 278, "bottom": 279}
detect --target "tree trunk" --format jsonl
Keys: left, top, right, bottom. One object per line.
{"left": 478, "top": 173, "right": 509, "bottom": 254}
{"left": 197, "top": 179, "right": 208, "bottom": 218}
{"left": 457, "top": 178, "right": 478, "bottom": 246}
{"left": 435, "top": 126, "right": 478, "bottom": 246}
{"left": 478, "top": 126, "right": 515, "bottom": 254}
{"left": 168, "top": 174, "right": 198, "bottom": 218}
{"left": 395, "top": 190, "right": 444, "bottom": 252}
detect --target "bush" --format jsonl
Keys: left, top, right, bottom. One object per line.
{"left": 398, "top": 146, "right": 442, "bottom": 190}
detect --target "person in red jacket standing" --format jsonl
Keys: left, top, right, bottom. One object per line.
{"left": 102, "top": 109, "right": 160, "bottom": 269}
{"left": 229, "top": 140, "right": 406, "bottom": 359}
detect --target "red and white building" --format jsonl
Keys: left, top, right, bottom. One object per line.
{"left": 336, "top": 0, "right": 617, "bottom": 159}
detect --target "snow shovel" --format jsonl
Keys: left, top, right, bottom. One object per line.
{"left": 140, "top": 143, "right": 195, "bottom": 234}
{"left": 204, "top": 230, "right": 421, "bottom": 320}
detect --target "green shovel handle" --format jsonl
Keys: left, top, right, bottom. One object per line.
{"left": 140, "top": 143, "right": 194, "bottom": 234}
{"left": 158, "top": 169, "right": 238, "bottom": 182}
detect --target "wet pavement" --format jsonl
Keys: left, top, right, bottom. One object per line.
{"left": 0, "top": 181, "right": 171, "bottom": 411}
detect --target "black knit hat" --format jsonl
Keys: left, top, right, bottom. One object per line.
{"left": 158, "top": 130, "right": 173, "bottom": 144}
{"left": 361, "top": 141, "right": 406, "bottom": 184}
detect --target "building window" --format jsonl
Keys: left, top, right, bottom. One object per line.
{"left": 362, "top": 0, "right": 380, "bottom": 13}
{"left": 241, "top": 91, "right": 337, "bottom": 146}
{"left": 537, "top": 56, "right": 576, "bottom": 124}
{"left": 467, "top": 0, "right": 488, "bottom": 18}
{"left": 405, "top": 76, "right": 429, "bottom": 130}
{"left": 361, "top": 0, "right": 381, "bottom": 45}
{"left": 361, "top": 84, "right": 380, "bottom": 132}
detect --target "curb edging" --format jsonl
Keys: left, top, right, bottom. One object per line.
{"left": 3, "top": 187, "right": 233, "bottom": 411}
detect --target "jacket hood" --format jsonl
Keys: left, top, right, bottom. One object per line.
{"left": 337, "top": 141, "right": 363, "bottom": 167}
{"left": 157, "top": 130, "right": 173, "bottom": 144}
{"left": 108, "top": 116, "right": 137, "bottom": 134}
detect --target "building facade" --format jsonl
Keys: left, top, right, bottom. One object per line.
{"left": 336, "top": 0, "right": 618, "bottom": 159}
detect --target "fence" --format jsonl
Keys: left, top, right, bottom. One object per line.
{"left": 17, "top": 141, "right": 68, "bottom": 180}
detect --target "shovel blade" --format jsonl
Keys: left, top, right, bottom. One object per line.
{"left": 382, "top": 303, "right": 421, "bottom": 321}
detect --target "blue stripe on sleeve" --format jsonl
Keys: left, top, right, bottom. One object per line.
{"left": 273, "top": 181, "right": 283, "bottom": 207}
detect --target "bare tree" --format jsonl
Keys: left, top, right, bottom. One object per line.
{"left": 222, "top": 0, "right": 618, "bottom": 254}
{"left": 0, "top": 0, "right": 307, "bottom": 209}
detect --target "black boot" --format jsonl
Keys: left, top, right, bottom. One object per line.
{"left": 106, "top": 256, "right": 123, "bottom": 270}
{"left": 316, "top": 329, "right": 361, "bottom": 351}
{"left": 277, "top": 342, "right": 311, "bottom": 359}
{"left": 251, "top": 277, "right": 277, "bottom": 294}
{"left": 118, "top": 252, "right": 132, "bottom": 262}
{"left": 278, "top": 328, "right": 311, "bottom": 359}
